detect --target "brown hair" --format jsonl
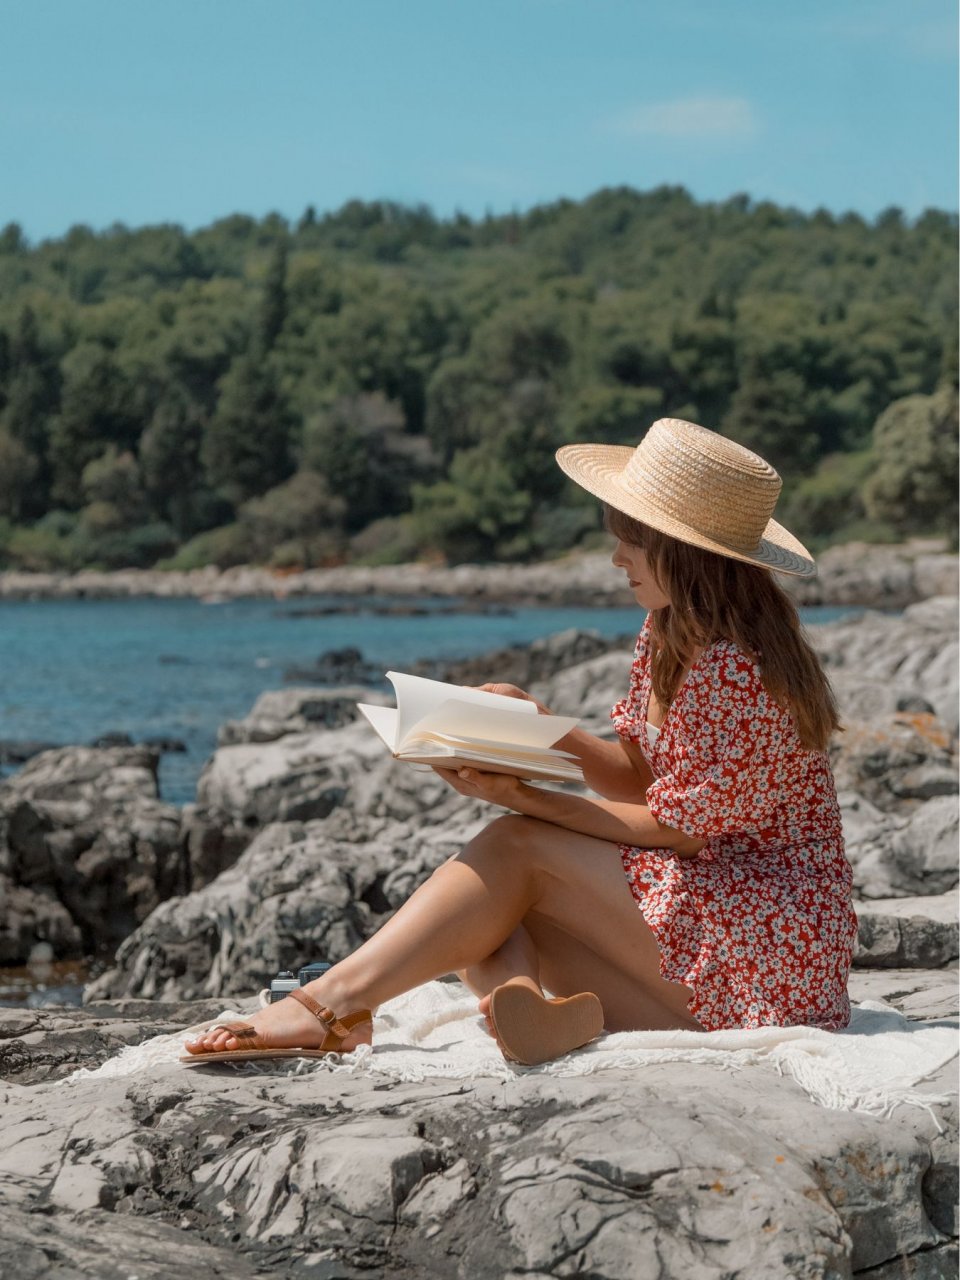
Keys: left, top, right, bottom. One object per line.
{"left": 604, "top": 505, "right": 841, "bottom": 750}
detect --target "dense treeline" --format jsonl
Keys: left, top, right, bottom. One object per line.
{"left": 0, "top": 186, "right": 956, "bottom": 571}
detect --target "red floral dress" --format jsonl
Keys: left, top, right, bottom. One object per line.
{"left": 613, "top": 616, "right": 858, "bottom": 1032}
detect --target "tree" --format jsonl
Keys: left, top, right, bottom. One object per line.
{"left": 201, "top": 354, "right": 297, "bottom": 505}
{"left": 0, "top": 429, "right": 38, "bottom": 520}
{"left": 81, "top": 446, "right": 147, "bottom": 527}
{"left": 0, "top": 306, "right": 61, "bottom": 514}
{"left": 48, "top": 343, "right": 138, "bottom": 507}
{"left": 720, "top": 363, "right": 821, "bottom": 474}
{"left": 302, "top": 393, "right": 436, "bottom": 532}
{"left": 239, "top": 469, "right": 347, "bottom": 566}
{"left": 863, "top": 388, "right": 959, "bottom": 543}
{"left": 412, "top": 447, "right": 532, "bottom": 563}
{"left": 257, "top": 237, "right": 288, "bottom": 353}
{"left": 139, "top": 388, "right": 224, "bottom": 537}
{"left": 0, "top": 222, "right": 26, "bottom": 254}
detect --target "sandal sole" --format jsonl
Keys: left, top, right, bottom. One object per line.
{"left": 488, "top": 984, "right": 604, "bottom": 1066}
{"left": 179, "top": 1048, "right": 343, "bottom": 1065}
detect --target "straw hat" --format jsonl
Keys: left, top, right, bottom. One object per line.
{"left": 556, "top": 418, "right": 816, "bottom": 578}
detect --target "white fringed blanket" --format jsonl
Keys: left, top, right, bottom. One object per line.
{"left": 68, "top": 981, "right": 958, "bottom": 1122}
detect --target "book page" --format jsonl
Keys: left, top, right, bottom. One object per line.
{"left": 403, "top": 703, "right": 578, "bottom": 750}
{"left": 387, "top": 670, "right": 536, "bottom": 748}
{"left": 401, "top": 729, "right": 579, "bottom": 762}
{"left": 356, "top": 703, "right": 399, "bottom": 749}
{"left": 396, "top": 745, "right": 584, "bottom": 783}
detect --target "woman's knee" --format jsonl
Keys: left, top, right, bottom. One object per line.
{"left": 460, "top": 814, "right": 544, "bottom": 865}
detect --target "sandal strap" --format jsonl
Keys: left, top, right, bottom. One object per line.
{"left": 287, "top": 986, "right": 371, "bottom": 1042}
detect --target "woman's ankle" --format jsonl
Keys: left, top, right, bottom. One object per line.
{"left": 301, "top": 972, "right": 371, "bottom": 1020}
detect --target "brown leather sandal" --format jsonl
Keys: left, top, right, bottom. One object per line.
{"left": 488, "top": 981, "right": 604, "bottom": 1066}
{"left": 179, "top": 986, "right": 372, "bottom": 1065}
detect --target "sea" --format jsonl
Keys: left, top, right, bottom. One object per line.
{"left": 2, "top": 594, "right": 862, "bottom": 805}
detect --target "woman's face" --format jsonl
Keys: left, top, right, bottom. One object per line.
{"left": 611, "top": 539, "right": 672, "bottom": 610}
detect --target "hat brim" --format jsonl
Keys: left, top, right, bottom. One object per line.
{"left": 556, "top": 443, "right": 817, "bottom": 579}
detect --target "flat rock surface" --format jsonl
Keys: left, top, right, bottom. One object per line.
{"left": 846, "top": 969, "right": 960, "bottom": 1022}
{"left": 0, "top": 976, "right": 956, "bottom": 1280}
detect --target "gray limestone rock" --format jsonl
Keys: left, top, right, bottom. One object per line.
{"left": 842, "top": 794, "right": 959, "bottom": 900}
{"left": 415, "top": 627, "right": 631, "bottom": 690}
{"left": 0, "top": 991, "right": 955, "bottom": 1280}
{"left": 847, "top": 968, "right": 960, "bottom": 1023}
{"left": 0, "top": 876, "right": 83, "bottom": 964}
{"left": 217, "top": 685, "right": 389, "bottom": 746}
{"left": 854, "top": 893, "right": 959, "bottom": 969}
{"left": 0, "top": 538, "right": 955, "bottom": 608}
{"left": 791, "top": 542, "right": 958, "bottom": 611}
{"left": 83, "top": 806, "right": 488, "bottom": 1002}
{"left": 811, "top": 599, "right": 960, "bottom": 737}
{"left": 0, "top": 746, "right": 182, "bottom": 963}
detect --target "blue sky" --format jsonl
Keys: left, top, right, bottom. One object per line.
{"left": 2, "top": 0, "right": 956, "bottom": 242}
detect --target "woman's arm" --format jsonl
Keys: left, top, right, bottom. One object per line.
{"left": 477, "top": 683, "right": 653, "bottom": 802}
{"left": 558, "top": 727, "right": 654, "bottom": 802}
{"left": 435, "top": 767, "right": 706, "bottom": 858}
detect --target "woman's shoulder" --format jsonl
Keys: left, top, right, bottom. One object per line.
{"left": 693, "top": 636, "right": 772, "bottom": 713}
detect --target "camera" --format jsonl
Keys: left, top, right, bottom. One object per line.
{"left": 269, "top": 961, "right": 332, "bottom": 1003}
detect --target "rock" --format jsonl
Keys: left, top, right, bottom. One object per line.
{"left": 831, "top": 717, "right": 957, "bottom": 814}
{"left": 413, "top": 628, "right": 632, "bottom": 689}
{"left": 197, "top": 722, "right": 376, "bottom": 826}
{"left": 0, "top": 739, "right": 60, "bottom": 765}
{"left": 0, "top": 878, "right": 83, "bottom": 964}
{"left": 0, "top": 538, "right": 955, "bottom": 607}
{"left": 0, "top": 988, "right": 955, "bottom": 1279}
{"left": 811, "top": 600, "right": 960, "bottom": 737}
{"left": 533, "top": 650, "right": 634, "bottom": 733}
{"left": 843, "top": 794, "right": 959, "bottom": 900}
{"left": 0, "top": 746, "right": 182, "bottom": 963}
{"left": 0, "top": 996, "right": 234, "bottom": 1084}
{"left": 84, "top": 806, "right": 487, "bottom": 1003}
{"left": 141, "top": 736, "right": 188, "bottom": 753}
{"left": 88, "top": 731, "right": 135, "bottom": 748}
{"left": 283, "top": 645, "right": 383, "bottom": 685}
{"left": 854, "top": 893, "right": 959, "bottom": 968}
{"left": 846, "top": 968, "right": 960, "bottom": 1022}
{"left": 179, "top": 803, "right": 253, "bottom": 891}
{"left": 792, "top": 541, "right": 958, "bottom": 610}
{"left": 217, "top": 686, "right": 388, "bottom": 746}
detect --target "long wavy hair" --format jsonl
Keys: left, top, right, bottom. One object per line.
{"left": 604, "top": 505, "right": 840, "bottom": 750}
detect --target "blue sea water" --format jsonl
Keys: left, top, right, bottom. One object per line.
{"left": 2, "top": 595, "right": 861, "bottom": 805}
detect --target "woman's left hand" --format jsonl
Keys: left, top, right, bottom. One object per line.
{"left": 432, "top": 766, "right": 528, "bottom": 809}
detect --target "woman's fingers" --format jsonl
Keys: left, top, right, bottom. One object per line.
{"left": 431, "top": 765, "right": 526, "bottom": 807}
{"left": 476, "top": 683, "right": 552, "bottom": 715}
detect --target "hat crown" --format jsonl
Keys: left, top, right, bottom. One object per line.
{"left": 619, "top": 419, "right": 781, "bottom": 555}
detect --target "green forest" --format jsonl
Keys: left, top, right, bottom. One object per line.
{"left": 0, "top": 185, "right": 956, "bottom": 572}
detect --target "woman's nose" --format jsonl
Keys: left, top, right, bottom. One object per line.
{"left": 610, "top": 539, "right": 627, "bottom": 568}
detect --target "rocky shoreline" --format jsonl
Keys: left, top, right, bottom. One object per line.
{"left": 0, "top": 594, "right": 957, "bottom": 1277}
{"left": 0, "top": 536, "right": 956, "bottom": 608}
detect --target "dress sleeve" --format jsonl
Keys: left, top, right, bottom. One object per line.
{"left": 644, "top": 647, "right": 796, "bottom": 840}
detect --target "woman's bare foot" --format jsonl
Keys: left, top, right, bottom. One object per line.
{"left": 184, "top": 979, "right": 372, "bottom": 1056}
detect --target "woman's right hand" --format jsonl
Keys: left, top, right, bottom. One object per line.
{"left": 477, "top": 683, "right": 552, "bottom": 716}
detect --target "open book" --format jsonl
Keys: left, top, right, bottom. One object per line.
{"left": 357, "top": 671, "right": 584, "bottom": 784}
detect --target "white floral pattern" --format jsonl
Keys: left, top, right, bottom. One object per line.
{"left": 612, "top": 615, "right": 858, "bottom": 1031}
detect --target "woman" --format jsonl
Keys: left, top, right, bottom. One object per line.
{"left": 184, "top": 418, "right": 858, "bottom": 1068}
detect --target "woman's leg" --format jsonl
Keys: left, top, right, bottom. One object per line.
{"left": 189, "top": 814, "right": 696, "bottom": 1053}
